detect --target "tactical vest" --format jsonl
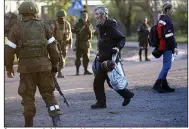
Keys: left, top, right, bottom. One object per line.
{"left": 18, "top": 20, "right": 48, "bottom": 59}
{"left": 54, "top": 20, "right": 70, "bottom": 41}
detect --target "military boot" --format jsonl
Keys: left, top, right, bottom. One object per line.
{"left": 76, "top": 66, "right": 80, "bottom": 75}
{"left": 139, "top": 49, "right": 142, "bottom": 62}
{"left": 52, "top": 115, "right": 61, "bottom": 127}
{"left": 84, "top": 69, "right": 93, "bottom": 75}
{"left": 162, "top": 79, "right": 175, "bottom": 92}
{"left": 24, "top": 116, "right": 33, "bottom": 127}
{"left": 145, "top": 48, "right": 151, "bottom": 61}
{"left": 57, "top": 71, "right": 65, "bottom": 78}
{"left": 117, "top": 89, "right": 134, "bottom": 106}
{"left": 152, "top": 79, "right": 165, "bottom": 93}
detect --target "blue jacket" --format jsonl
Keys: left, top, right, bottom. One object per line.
{"left": 157, "top": 15, "right": 177, "bottom": 51}
{"left": 97, "top": 19, "right": 125, "bottom": 62}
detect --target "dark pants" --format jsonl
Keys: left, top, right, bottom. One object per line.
{"left": 75, "top": 48, "right": 90, "bottom": 69}
{"left": 18, "top": 71, "right": 60, "bottom": 117}
{"left": 139, "top": 39, "right": 149, "bottom": 60}
{"left": 93, "top": 64, "right": 128, "bottom": 104}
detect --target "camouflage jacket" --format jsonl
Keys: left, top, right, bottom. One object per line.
{"left": 51, "top": 20, "right": 72, "bottom": 46}
{"left": 5, "top": 17, "right": 60, "bottom": 73}
{"left": 72, "top": 19, "right": 93, "bottom": 50}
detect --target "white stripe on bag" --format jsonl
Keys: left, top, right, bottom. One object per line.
{"left": 6, "top": 39, "right": 17, "bottom": 49}
{"left": 165, "top": 33, "right": 173, "bottom": 38}
{"left": 48, "top": 37, "right": 55, "bottom": 44}
{"left": 159, "top": 20, "right": 166, "bottom": 25}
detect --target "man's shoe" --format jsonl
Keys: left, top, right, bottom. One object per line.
{"left": 52, "top": 115, "right": 61, "bottom": 127}
{"left": 84, "top": 70, "right": 93, "bottom": 75}
{"left": 90, "top": 103, "right": 107, "bottom": 109}
{"left": 122, "top": 98, "right": 131, "bottom": 106}
{"left": 122, "top": 89, "right": 134, "bottom": 106}
{"left": 152, "top": 80, "right": 165, "bottom": 93}
{"left": 162, "top": 80, "right": 175, "bottom": 92}
{"left": 57, "top": 72, "right": 65, "bottom": 78}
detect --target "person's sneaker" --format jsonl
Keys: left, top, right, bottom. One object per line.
{"left": 90, "top": 103, "right": 107, "bottom": 109}
{"left": 84, "top": 70, "right": 93, "bottom": 75}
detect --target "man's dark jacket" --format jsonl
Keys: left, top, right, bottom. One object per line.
{"left": 97, "top": 19, "right": 125, "bottom": 62}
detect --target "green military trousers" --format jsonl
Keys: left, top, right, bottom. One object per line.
{"left": 58, "top": 42, "right": 69, "bottom": 72}
{"left": 18, "top": 71, "right": 61, "bottom": 117}
{"left": 75, "top": 48, "right": 90, "bottom": 68}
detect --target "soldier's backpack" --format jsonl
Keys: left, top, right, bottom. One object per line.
{"left": 148, "top": 24, "right": 159, "bottom": 47}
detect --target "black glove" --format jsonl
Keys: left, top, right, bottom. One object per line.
{"left": 51, "top": 67, "right": 58, "bottom": 73}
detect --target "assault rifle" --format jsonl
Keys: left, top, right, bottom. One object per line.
{"left": 52, "top": 74, "right": 69, "bottom": 107}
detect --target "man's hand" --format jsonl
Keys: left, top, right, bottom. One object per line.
{"left": 7, "top": 71, "right": 14, "bottom": 78}
{"left": 111, "top": 47, "right": 119, "bottom": 54}
{"left": 174, "top": 48, "right": 178, "bottom": 55}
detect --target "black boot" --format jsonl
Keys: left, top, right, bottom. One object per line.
{"left": 84, "top": 69, "right": 93, "bottom": 75}
{"left": 152, "top": 79, "right": 165, "bottom": 93}
{"left": 90, "top": 102, "right": 107, "bottom": 109}
{"left": 145, "top": 48, "right": 151, "bottom": 61}
{"left": 162, "top": 79, "right": 175, "bottom": 92}
{"left": 52, "top": 115, "right": 61, "bottom": 127}
{"left": 57, "top": 71, "right": 65, "bottom": 78}
{"left": 139, "top": 49, "right": 142, "bottom": 62}
{"left": 117, "top": 89, "right": 134, "bottom": 106}
{"left": 76, "top": 66, "right": 80, "bottom": 75}
{"left": 24, "top": 116, "right": 33, "bottom": 127}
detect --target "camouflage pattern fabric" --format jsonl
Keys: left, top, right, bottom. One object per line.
{"left": 72, "top": 20, "right": 93, "bottom": 67}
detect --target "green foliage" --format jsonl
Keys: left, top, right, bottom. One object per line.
{"left": 172, "top": 1, "right": 188, "bottom": 34}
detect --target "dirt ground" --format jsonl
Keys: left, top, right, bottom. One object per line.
{"left": 4, "top": 43, "right": 188, "bottom": 127}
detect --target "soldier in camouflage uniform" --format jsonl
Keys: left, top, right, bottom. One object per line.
{"left": 5, "top": 12, "right": 18, "bottom": 37}
{"left": 5, "top": 2, "right": 62, "bottom": 127}
{"left": 72, "top": 11, "right": 93, "bottom": 75}
{"left": 51, "top": 9, "right": 72, "bottom": 78}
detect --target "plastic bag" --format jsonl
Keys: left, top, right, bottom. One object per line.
{"left": 107, "top": 53, "right": 128, "bottom": 91}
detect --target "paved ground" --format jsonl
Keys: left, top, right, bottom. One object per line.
{"left": 4, "top": 43, "right": 188, "bottom": 127}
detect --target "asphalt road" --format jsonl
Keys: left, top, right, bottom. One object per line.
{"left": 4, "top": 43, "right": 188, "bottom": 127}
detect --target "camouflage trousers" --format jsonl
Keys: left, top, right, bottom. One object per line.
{"left": 75, "top": 48, "right": 90, "bottom": 69}
{"left": 58, "top": 44, "right": 69, "bottom": 72}
{"left": 18, "top": 71, "right": 61, "bottom": 117}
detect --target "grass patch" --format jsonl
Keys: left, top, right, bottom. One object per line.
{"left": 175, "top": 34, "right": 188, "bottom": 43}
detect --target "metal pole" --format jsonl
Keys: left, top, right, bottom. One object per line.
{"left": 153, "top": 0, "right": 158, "bottom": 25}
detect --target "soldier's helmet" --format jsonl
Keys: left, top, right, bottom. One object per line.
{"left": 56, "top": 9, "right": 67, "bottom": 17}
{"left": 18, "top": 2, "right": 39, "bottom": 15}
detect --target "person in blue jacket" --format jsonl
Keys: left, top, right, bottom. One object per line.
{"left": 153, "top": 2, "right": 178, "bottom": 93}
{"left": 90, "top": 6, "right": 134, "bottom": 109}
